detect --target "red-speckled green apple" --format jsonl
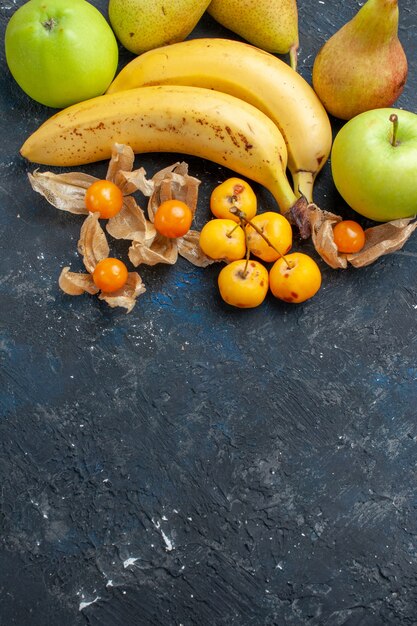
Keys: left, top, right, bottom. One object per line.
{"left": 331, "top": 108, "right": 417, "bottom": 222}
{"left": 5, "top": 0, "right": 118, "bottom": 109}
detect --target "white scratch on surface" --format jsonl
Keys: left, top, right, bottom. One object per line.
{"left": 123, "top": 557, "right": 139, "bottom": 568}
{"left": 79, "top": 596, "right": 100, "bottom": 611}
{"left": 152, "top": 518, "right": 174, "bottom": 551}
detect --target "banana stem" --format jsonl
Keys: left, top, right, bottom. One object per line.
{"left": 291, "top": 170, "right": 314, "bottom": 203}
{"left": 229, "top": 206, "right": 292, "bottom": 269}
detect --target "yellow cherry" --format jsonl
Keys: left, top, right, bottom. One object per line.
{"left": 218, "top": 259, "right": 269, "bottom": 308}
{"left": 199, "top": 218, "right": 246, "bottom": 262}
{"left": 210, "top": 177, "right": 257, "bottom": 223}
{"left": 269, "top": 252, "right": 321, "bottom": 303}
{"left": 246, "top": 211, "right": 292, "bottom": 263}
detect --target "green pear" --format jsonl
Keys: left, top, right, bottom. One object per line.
{"left": 312, "top": 0, "right": 408, "bottom": 120}
{"left": 207, "top": 0, "right": 299, "bottom": 70}
{"left": 109, "top": 0, "right": 211, "bottom": 55}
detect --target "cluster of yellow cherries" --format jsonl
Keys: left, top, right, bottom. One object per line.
{"left": 200, "top": 178, "right": 322, "bottom": 308}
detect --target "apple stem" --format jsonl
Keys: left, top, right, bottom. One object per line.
{"left": 42, "top": 17, "right": 58, "bottom": 31}
{"left": 390, "top": 113, "right": 399, "bottom": 147}
{"left": 229, "top": 206, "right": 292, "bottom": 269}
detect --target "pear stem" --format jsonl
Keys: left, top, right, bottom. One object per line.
{"left": 229, "top": 206, "right": 292, "bottom": 269}
{"left": 390, "top": 113, "right": 399, "bottom": 147}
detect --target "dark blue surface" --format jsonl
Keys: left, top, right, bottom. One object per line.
{"left": 1, "top": 1, "right": 417, "bottom": 625}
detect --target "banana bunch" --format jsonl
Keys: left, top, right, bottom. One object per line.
{"left": 107, "top": 38, "right": 332, "bottom": 203}
{"left": 21, "top": 38, "right": 332, "bottom": 218}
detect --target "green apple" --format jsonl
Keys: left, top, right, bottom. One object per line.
{"left": 5, "top": 0, "right": 119, "bottom": 109}
{"left": 331, "top": 108, "right": 417, "bottom": 222}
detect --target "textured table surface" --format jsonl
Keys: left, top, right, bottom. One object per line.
{"left": 1, "top": 1, "right": 417, "bottom": 625}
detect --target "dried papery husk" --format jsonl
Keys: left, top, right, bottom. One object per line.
{"left": 27, "top": 147, "right": 203, "bottom": 269}
{"left": 60, "top": 216, "right": 146, "bottom": 314}
{"left": 99, "top": 272, "right": 146, "bottom": 313}
{"left": 28, "top": 170, "right": 96, "bottom": 214}
{"left": 309, "top": 204, "right": 347, "bottom": 269}
{"left": 28, "top": 144, "right": 210, "bottom": 312}
{"left": 150, "top": 161, "right": 189, "bottom": 190}
{"left": 288, "top": 196, "right": 313, "bottom": 239}
{"left": 309, "top": 204, "right": 417, "bottom": 269}
{"left": 28, "top": 143, "right": 155, "bottom": 216}
{"left": 129, "top": 234, "right": 178, "bottom": 267}
{"left": 106, "top": 158, "right": 200, "bottom": 267}
{"left": 78, "top": 212, "right": 110, "bottom": 273}
{"left": 106, "top": 196, "right": 156, "bottom": 245}
{"left": 125, "top": 161, "right": 201, "bottom": 266}
{"left": 59, "top": 268, "right": 146, "bottom": 313}
{"left": 177, "top": 230, "right": 218, "bottom": 268}
{"left": 347, "top": 217, "right": 417, "bottom": 268}
{"left": 58, "top": 267, "right": 99, "bottom": 295}
{"left": 106, "top": 143, "right": 135, "bottom": 184}
{"left": 114, "top": 167, "right": 155, "bottom": 197}
{"left": 139, "top": 161, "right": 201, "bottom": 265}
{"left": 148, "top": 162, "right": 201, "bottom": 223}
{"left": 106, "top": 143, "right": 154, "bottom": 196}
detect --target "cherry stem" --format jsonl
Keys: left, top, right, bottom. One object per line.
{"left": 390, "top": 113, "right": 399, "bottom": 147}
{"left": 226, "top": 223, "right": 240, "bottom": 238}
{"left": 229, "top": 206, "right": 292, "bottom": 269}
{"left": 242, "top": 223, "right": 251, "bottom": 277}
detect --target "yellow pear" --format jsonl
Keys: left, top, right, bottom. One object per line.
{"left": 207, "top": 0, "right": 299, "bottom": 69}
{"left": 312, "top": 0, "right": 407, "bottom": 120}
{"left": 109, "top": 0, "right": 211, "bottom": 55}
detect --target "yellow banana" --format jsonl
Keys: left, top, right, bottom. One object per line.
{"left": 107, "top": 38, "right": 332, "bottom": 202}
{"left": 21, "top": 84, "right": 300, "bottom": 216}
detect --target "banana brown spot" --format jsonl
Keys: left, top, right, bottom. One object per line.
{"left": 85, "top": 122, "right": 106, "bottom": 132}
{"left": 238, "top": 133, "right": 253, "bottom": 152}
{"left": 225, "top": 126, "right": 239, "bottom": 148}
